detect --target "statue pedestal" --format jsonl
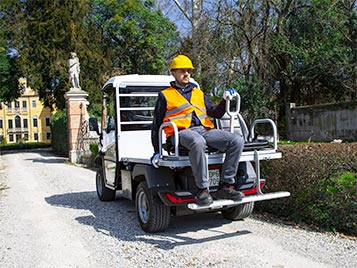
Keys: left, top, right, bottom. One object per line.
{"left": 65, "top": 88, "right": 89, "bottom": 163}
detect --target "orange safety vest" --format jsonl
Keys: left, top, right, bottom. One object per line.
{"left": 161, "top": 87, "right": 214, "bottom": 137}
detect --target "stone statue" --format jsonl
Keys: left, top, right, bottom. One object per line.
{"left": 68, "top": 52, "right": 80, "bottom": 89}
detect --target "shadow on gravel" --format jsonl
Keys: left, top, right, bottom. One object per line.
{"left": 45, "top": 191, "right": 251, "bottom": 249}
{"left": 19, "top": 149, "right": 68, "bottom": 164}
{"left": 24, "top": 157, "right": 67, "bottom": 164}
{"left": 0, "top": 147, "right": 55, "bottom": 156}
{"left": 1, "top": 148, "right": 68, "bottom": 164}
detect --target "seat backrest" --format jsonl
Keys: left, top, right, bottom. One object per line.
{"left": 215, "top": 113, "right": 249, "bottom": 142}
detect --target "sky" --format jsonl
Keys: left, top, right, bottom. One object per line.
{"left": 156, "top": 0, "right": 192, "bottom": 36}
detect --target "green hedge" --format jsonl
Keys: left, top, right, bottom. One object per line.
{"left": 50, "top": 110, "right": 69, "bottom": 157}
{"left": 0, "top": 142, "right": 51, "bottom": 151}
{"left": 256, "top": 143, "right": 357, "bottom": 235}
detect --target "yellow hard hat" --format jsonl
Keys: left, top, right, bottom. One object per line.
{"left": 169, "top": 55, "right": 194, "bottom": 71}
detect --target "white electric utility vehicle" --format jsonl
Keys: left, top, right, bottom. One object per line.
{"left": 89, "top": 75, "right": 290, "bottom": 233}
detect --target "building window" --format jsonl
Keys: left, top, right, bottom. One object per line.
{"left": 34, "top": 133, "right": 38, "bottom": 141}
{"left": 23, "top": 119, "right": 28, "bottom": 128}
{"left": 46, "top": 132, "right": 51, "bottom": 140}
{"left": 24, "top": 133, "right": 29, "bottom": 141}
{"left": 15, "top": 116, "right": 21, "bottom": 128}
{"left": 7, "top": 102, "right": 12, "bottom": 112}
{"left": 45, "top": 117, "right": 50, "bottom": 126}
{"left": 15, "top": 134, "right": 21, "bottom": 142}
{"left": 33, "top": 118, "right": 38, "bottom": 127}
{"left": 9, "top": 134, "right": 14, "bottom": 142}
{"left": 8, "top": 119, "right": 13, "bottom": 129}
{"left": 15, "top": 101, "right": 20, "bottom": 110}
{"left": 22, "top": 101, "right": 27, "bottom": 112}
{"left": 0, "top": 119, "right": 3, "bottom": 129}
{"left": 32, "top": 100, "right": 36, "bottom": 108}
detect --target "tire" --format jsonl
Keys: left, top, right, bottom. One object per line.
{"left": 96, "top": 168, "right": 116, "bottom": 201}
{"left": 135, "top": 181, "right": 170, "bottom": 233}
{"left": 221, "top": 202, "right": 254, "bottom": 221}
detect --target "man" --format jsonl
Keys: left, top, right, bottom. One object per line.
{"left": 151, "top": 55, "right": 245, "bottom": 206}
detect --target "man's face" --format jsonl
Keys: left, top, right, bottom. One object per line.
{"left": 171, "top": 69, "right": 192, "bottom": 87}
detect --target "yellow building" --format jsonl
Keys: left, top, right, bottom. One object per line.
{"left": 0, "top": 78, "right": 54, "bottom": 144}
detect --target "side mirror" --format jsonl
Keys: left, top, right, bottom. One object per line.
{"left": 89, "top": 117, "right": 100, "bottom": 135}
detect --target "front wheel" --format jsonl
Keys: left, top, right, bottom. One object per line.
{"left": 221, "top": 202, "right": 254, "bottom": 221}
{"left": 96, "top": 168, "right": 116, "bottom": 201}
{"left": 136, "top": 181, "right": 170, "bottom": 233}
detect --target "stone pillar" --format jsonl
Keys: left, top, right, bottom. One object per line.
{"left": 65, "top": 89, "right": 89, "bottom": 163}
{"left": 285, "top": 103, "right": 296, "bottom": 141}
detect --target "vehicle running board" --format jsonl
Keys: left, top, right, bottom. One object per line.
{"left": 187, "top": 191, "right": 291, "bottom": 211}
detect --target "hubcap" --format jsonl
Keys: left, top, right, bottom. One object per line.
{"left": 138, "top": 191, "right": 149, "bottom": 224}
{"left": 97, "top": 172, "right": 103, "bottom": 195}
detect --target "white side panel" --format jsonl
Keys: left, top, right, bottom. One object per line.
{"left": 118, "top": 130, "right": 153, "bottom": 159}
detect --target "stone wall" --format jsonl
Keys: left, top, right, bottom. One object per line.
{"left": 286, "top": 101, "right": 357, "bottom": 142}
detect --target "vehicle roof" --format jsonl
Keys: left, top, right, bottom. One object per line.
{"left": 103, "top": 75, "right": 173, "bottom": 89}
{"left": 102, "top": 74, "right": 199, "bottom": 90}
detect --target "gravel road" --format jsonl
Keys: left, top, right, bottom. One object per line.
{"left": 0, "top": 149, "right": 356, "bottom": 268}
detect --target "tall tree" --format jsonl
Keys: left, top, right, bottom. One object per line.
{"left": 270, "top": 0, "right": 356, "bottom": 106}
{"left": 340, "top": 0, "right": 357, "bottom": 100}
{"left": 0, "top": 3, "right": 21, "bottom": 102}
{"left": 165, "top": 0, "right": 356, "bottom": 132}
{"left": 90, "top": 0, "right": 178, "bottom": 75}
{"left": 1, "top": 0, "right": 97, "bottom": 108}
{"left": 1, "top": 0, "right": 178, "bottom": 110}
{"left": 172, "top": 0, "right": 204, "bottom": 76}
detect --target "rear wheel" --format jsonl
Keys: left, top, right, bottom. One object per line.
{"left": 221, "top": 202, "right": 254, "bottom": 220}
{"left": 96, "top": 168, "right": 116, "bottom": 201}
{"left": 136, "top": 181, "right": 170, "bottom": 233}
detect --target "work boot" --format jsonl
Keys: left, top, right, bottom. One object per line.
{"left": 216, "top": 184, "right": 245, "bottom": 201}
{"left": 195, "top": 188, "right": 213, "bottom": 206}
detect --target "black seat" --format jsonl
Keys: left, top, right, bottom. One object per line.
{"left": 243, "top": 139, "right": 270, "bottom": 151}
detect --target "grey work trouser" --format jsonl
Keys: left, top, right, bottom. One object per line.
{"left": 177, "top": 126, "right": 244, "bottom": 189}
